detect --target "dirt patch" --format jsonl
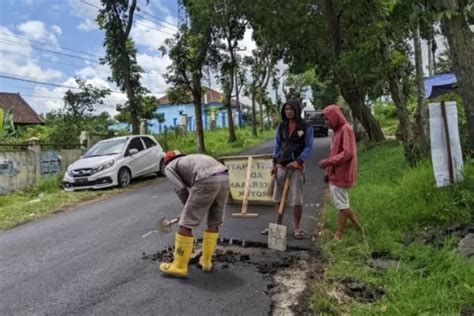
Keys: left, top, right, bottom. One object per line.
{"left": 338, "top": 278, "right": 386, "bottom": 303}
{"left": 403, "top": 223, "right": 474, "bottom": 248}
{"left": 461, "top": 304, "right": 474, "bottom": 316}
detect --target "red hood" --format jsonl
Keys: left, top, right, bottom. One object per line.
{"left": 322, "top": 104, "right": 348, "bottom": 130}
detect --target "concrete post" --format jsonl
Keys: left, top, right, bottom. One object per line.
{"left": 27, "top": 137, "right": 41, "bottom": 185}
{"left": 79, "top": 131, "right": 88, "bottom": 149}
{"left": 139, "top": 119, "right": 146, "bottom": 134}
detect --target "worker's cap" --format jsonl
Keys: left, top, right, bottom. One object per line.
{"left": 164, "top": 150, "right": 185, "bottom": 165}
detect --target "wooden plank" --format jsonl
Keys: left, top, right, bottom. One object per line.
{"left": 219, "top": 153, "right": 272, "bottom": 161}
{"left": 240, "top": 156, "right": 253, "bottom": 214}
{"left": 232, "top": 156, "right": 258, "bottom": 218}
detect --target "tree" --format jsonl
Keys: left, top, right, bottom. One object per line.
{"left": 97, "top": 0, "right": 148, "bottom": 135}
{"left": 63, "top": 78, "right": 111, "bottom": 119}
{"left": 115, "top": 95, "right": 160, "bottom": 124}
{"left": 37, "top": 81, "right": 113, "bottom": 144}
{"left": 60, "top": 79, "right": 112, "bottom": 142}
{"left": 320, "top": 0, "right": 385, "bottom": 142}
{"left": 245, "top": 0, "right": 386, "bottom": 142}
{"left": 433, "top": 0, "right": 474, "bottom": 152}
{"left": 189, "top": 0, "right": 247, "bottom": 142}
{"left": 283, "top": 70, "right": 316, "bottom": 103}
{"left": 310, "top": 73, "right": 339, "bottom": 110}
{"left": 243, "top": 46, "right": 275, "bottom": 136}
{"left": 160, "top": 6, "right": 220, "bottom": 153}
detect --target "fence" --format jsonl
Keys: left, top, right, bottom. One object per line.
{"left": 0, "top": 138, "right": 83, "bottom": 194}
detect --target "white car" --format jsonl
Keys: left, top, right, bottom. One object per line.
{"left": 63, "top": 135, "right": 165, "bottom": 191}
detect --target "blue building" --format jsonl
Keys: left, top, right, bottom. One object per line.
{"left": 148, "top": 87, "right": 249, "bottom": 134}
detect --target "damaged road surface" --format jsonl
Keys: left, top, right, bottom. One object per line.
{"left": 143, "top": 239, "right": 326, "bottom": 315}
{"left": 0, "top": 138, "right": 330, "bottom": 315}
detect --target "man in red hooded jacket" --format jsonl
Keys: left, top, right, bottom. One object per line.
{"left": 318, "top": 104, "right": 362, "bottom": 240}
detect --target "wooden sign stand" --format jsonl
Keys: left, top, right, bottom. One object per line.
{"left": 232, "top": 156, "right": 258, "bottom": 218}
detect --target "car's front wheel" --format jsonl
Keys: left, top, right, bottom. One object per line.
{"left": 117, "top": 167, "right": 131, "bottom": 188}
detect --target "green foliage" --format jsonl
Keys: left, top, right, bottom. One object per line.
{"left": 0, "top": 109, "right": 18, "bottom": 140}
{"left": 311, "top": 74, "right": 339, "bottom": 110}
{"left": 153, "top": 127, "right": 274, "bottom": 157}
{"left": 0, "top": 176, "right": 120, "bottom": 230}
{"left": 283, "top": 70, "right": 316, "bottom": 101}
{"left": 115, "top": 95, "right": 160, "bottom": 123}
{"left": 22, "top": 79, "right": 114, "bottom": 144}
{"left": 96, "top": 0, "right": 148, "bottom": 134}
{"left": 315, "top": 143, "right": 474, "bottom": 314}
{"left": 182, "top": 0, "right": 248, "bottom": 142}
{"left": 64, "top": 78, "right": 111, "bottom": 117}
{"left": 22, "top": 111, "right": 114, "bottom": 144}
{"left": 373, "top": 100, "right": 397, "bottom": 123}
{"left": 0, "top": 108, "right": 4, "bottom": 131}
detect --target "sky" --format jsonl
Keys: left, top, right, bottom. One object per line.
{"left": 0, "top": 0, "right": 257, "bottom": 117}
{"left": 0, "top": 0, "right": 454, "bottom": 119}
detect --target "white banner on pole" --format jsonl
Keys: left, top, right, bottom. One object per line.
{"left": 429, "top": 102, "right": 464, "bottom": 187}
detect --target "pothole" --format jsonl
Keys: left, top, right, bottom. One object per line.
{"left": 142, "top": 239, "right": 321, "bottom": 315}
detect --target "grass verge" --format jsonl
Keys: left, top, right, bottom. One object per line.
{"left": 0, "top": 175, "right": 125, "bottom": 230}
{"left": 312, "top": 142, "right": 474, "bottom": 315}
{"left": 153, "top": 127, "right": 275, "bottom": 156}
{"left": 0, "top": 127, "right": 275, "bottom": 231}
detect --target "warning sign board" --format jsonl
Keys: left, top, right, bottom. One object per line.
{"left": 220, "top": 154, "right": 274, "bottom": 205}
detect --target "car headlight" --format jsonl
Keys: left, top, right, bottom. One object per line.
{"left": 93, "top": 160, "right": 115, "bottom": 174}
{"left": 67, "top": 168, "right": 73, "bottom": 177}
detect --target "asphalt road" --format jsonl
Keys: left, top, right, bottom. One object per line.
{"left": 0, "top": 135, "right": 331, "bottom": 316}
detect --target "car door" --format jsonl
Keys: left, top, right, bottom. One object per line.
{"left": 125, "top": 137, "right": 148, "bottom": 177}
{"left": 140, "top": 136, "right": 160, "bottom": 174}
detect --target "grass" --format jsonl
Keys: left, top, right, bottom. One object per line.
{"left": 154, "top": 126, "right": 275, "bottom": 156}
{"left": 0, "top": 175, "right": 123, "bottom": 230}
{"left": 312, "top": 143, "right": 474, "bottom": 315}
{"left": 0, "top": 127, "right": 275, "bottom": 231}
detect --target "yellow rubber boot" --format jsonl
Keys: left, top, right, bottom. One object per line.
{"left": 160, "top": 233, "right": 194, "bottom": 278}
{"left": 199, "top": 231, "right": 219, "bottom": 272}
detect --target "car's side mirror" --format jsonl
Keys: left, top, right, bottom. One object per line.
{"left": 129, "top": 148, "right": 138, "bottom": 155}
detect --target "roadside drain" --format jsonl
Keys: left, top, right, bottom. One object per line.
{"left": 142, "top": 239, "right": 322, "bottom": 315}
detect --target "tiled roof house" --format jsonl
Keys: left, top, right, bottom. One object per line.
{"left": 0, "top": 93, "right": 44, "bottom": 125}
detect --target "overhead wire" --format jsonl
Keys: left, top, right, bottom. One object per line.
{"left": 0, "top": 31, "right": 102, "bottom": 59}
{"left": 80, "top": 0, "right": 176, "bottom": 36}
{"left": 0, "top": 74, "right": 82, "bottom": 90}
{"left": 0, "top": 49, "right": 91, "bottom": 69}
{"left": 0, "top": 38, "right": 99, "bottom": 63}
{"left": 0, "top": 3, "right": 172, "bottom": 98}
{"left": 137, "top": 5, "right": 178, "bottom": 29}
{"left": 0, "top": 74, "right": 166, "bottom": 97}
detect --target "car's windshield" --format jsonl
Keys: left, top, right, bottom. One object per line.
{"left": 83, "top": 139, "right": 127, "bottom": 157}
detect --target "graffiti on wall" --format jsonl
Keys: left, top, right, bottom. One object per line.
{"left": 0, "top": 160, "right": 21, "bottom": 176}
{"left": 41, "top": 150, "right": 61, "bottom": 175}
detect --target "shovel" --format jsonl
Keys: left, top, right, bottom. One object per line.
{"left": 268, "top": 169, "right": 293, "bottom": 251}
{"left": 157, "top": 216, "right": 180, "bottom": 235}
{"left": 141, "top": 216, "right": 179, "bottom": 238}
